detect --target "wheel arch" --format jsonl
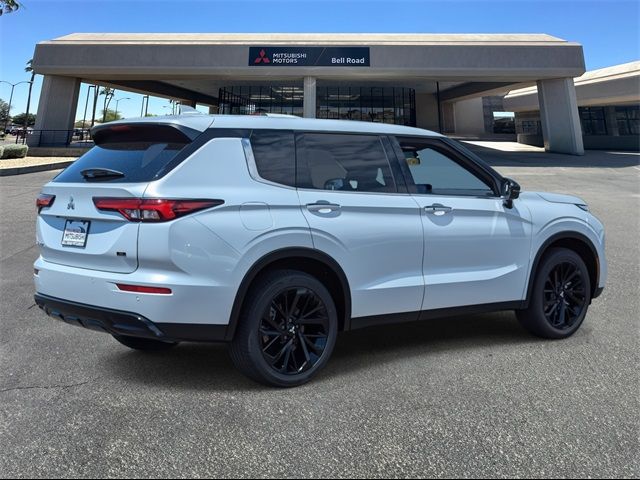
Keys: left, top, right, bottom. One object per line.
{"left": 525, "top": 231, "right": 600, "bottom": 306}
{"left": 225, "top": 247, "right": 352, "bottom": 341}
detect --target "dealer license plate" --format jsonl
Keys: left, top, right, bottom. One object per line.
{"left": 61, "top": 220, "right": 90, "bottom": 247}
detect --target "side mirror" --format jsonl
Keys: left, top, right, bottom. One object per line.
{"left": 502, "top": 178, "right": 521, "bottom": 209}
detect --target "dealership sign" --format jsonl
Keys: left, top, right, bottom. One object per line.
{"left": 249, "top": 47, "right": 370, "bottom": 67}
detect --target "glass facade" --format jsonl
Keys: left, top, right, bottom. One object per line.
{"left": 218, "top": 85, "right": 416, "bottom": 126}
{"left": 615, "top": 106, "right": 639, "bottom": 135}
{"left": 579, "top": 107, "right": 608, "bottom": 135}
{"left": 315, "top": 86, "right": 415, "bottom": 125}
{"left": 218, "top": 86, "right": 304, "bottom": 116}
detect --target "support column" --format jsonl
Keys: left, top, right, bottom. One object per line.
{"left": 537, "top": 78, "right": 584, "bottom": 155}
{"left": 29, "top": 75, "right": 81, "bottom": 146}
{"left": 303, "top": 76, "right": 316, "bottom": 118}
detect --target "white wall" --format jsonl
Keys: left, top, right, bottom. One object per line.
{"left": 452, "top": 97, "right": 485, "bottom": 135}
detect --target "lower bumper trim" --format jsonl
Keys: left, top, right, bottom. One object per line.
{"left": 34, "top": 293, "right": 227, "bottom": 343}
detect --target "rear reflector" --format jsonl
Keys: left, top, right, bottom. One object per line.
{"left": 36, "top": 194, "right": 56, "bottom": 212}
{"left": 93, "top": 197, "right": 223, "bottom": 222}
{"left": 116, "top": 283, "right": 172, "bottom": 294}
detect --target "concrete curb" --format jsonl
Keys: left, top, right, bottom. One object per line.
{"left": 0, "top": 161, "right": 74, "bottom": 176}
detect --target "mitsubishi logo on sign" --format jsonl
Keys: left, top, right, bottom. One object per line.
{"left": 249, "top": 47, "right": 370, "bottom": 67}
{"left": 254, "top": 49, "right": 271, "bottom": 64}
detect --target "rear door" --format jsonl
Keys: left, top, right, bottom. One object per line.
{"left": 37, "top": 124, "right": 196, "bottom": 273}
{"left": 390, "top": 136, "right": 532, "bottom": 311}
{"left": 295, "top": 132, "right": 424, "bottom": 321}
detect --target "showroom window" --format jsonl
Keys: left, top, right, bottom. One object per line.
{"left": 615, "top": 106, "right": 640, "bottom": 135}
{"left": 579, "top": 107, "right": 608, "bottom": 135}
{"left": 316, "top": 86, "right": 416, "bottom": 126}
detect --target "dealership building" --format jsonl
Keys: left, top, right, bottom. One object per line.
{"left": 504, "top": 61, "right": 639, "bottom": 151}
{"left": 31, "top": 33, "right": 592, "bottom": 154}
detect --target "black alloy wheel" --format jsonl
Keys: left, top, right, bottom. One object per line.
{"left": 542, "top": 261, "right": 588, "bottom": 330}
{"left": 230, "top": 269, "right": 338, "bottom": 387}
{"left": 259, "top": 286, "right": 330, "bottom": 375}
{"left": 516, "top": 247, "right": 592, "bottom": 339}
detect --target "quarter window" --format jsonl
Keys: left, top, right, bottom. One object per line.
{"left": 250, "top": 130, "right": 296, "bottom": 186}
{"left": 296, "top": 133, "right": 396, "bottom": 193}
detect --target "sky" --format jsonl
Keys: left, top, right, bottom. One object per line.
{"left": 0, "top": 0, "right": 638, "bottom": 122}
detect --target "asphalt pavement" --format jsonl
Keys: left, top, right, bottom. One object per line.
{"left": 0, "top": 146, "right": 638, "bottom": 478}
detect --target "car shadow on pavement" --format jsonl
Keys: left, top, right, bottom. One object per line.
{"left": 323, "top": 310, "right": 537, "bottom": 380}
{"left": 103, "top": 310, "right": 537, "bottom": 391}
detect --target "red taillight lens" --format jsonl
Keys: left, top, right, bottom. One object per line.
{"left": 36, "top": 194, "right": 56, "bottom": 212}
{"left": 93, "top": 198, "right": 223, "bottom": 222}
{"left": 116, "top": 283, "right": 172, "bottom": 294}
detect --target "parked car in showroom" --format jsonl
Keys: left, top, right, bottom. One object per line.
{"left": 34, "top": 114, "right": 607, "bottom": 387}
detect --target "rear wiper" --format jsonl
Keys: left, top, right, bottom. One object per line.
{"left": 81, "top": 168, "right": 125, "bottom": 180}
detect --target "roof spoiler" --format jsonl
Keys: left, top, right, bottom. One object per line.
{"left": 90, "top": 122, "right": 201, "bottom": 145}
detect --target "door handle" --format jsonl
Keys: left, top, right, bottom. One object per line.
{"left": 424, "top": 204, "right": 453, "bottom": 215}
{"left": 306, "top": 203, "right": 341, "bottom": 214}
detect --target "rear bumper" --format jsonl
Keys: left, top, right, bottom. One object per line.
{"left": 35, "top": 293, "right": 227, "bottom": 342}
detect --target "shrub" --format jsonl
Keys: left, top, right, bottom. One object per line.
{"left": 0, "top": 146, "right": 4, "bottom": 158}
{"left": 1, "top": 144, "right": 28, "bottom": 159}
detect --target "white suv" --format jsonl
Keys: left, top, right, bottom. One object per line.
{"left": 34, "top": 115, "right": 607, "bottom": 387}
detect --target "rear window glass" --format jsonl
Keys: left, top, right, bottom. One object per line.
{"left": 53, "top": 141, "right": 189, "bottom": 183}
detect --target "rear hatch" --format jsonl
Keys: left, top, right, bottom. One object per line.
{"left": 36, "top": 121, "right": 206, "bottom": 273}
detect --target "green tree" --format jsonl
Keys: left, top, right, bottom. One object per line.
{"left": 101, "top": 109, "right": 123, "bottom": 123}
{"left": 0, "top": 0, "right": 20, "bottom": 15}
{"left": 0, "top": 98, "right": 9, "bottom": 125}
{"left": 11, "top": 112, "right": 35, "bottom": 126}
{"left": 100, "top": 88, "right": 115, "bottom": 122}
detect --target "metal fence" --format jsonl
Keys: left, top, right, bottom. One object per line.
{"left": 14, "top": 129, "right": 94, "bottom": 148}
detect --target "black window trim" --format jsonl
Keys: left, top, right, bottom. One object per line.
{"left": 293, "top": 130, "right": 403, "bottom": 195}
{"left": 388, "top": 135, "right": 504, "bottom": 198}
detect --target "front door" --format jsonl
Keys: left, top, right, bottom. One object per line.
{"left": 392, "top": 137, "right": 532, "bottom": 312}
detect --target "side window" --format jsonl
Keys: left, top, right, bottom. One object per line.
{"left": 398, "top": 140, "right": 494, "bottom": 196}
{"left": 296, "top": 133, "right": 396, "bottom": 193}
{"left": 250, "top": 130, "right": 296, "bottom": 187}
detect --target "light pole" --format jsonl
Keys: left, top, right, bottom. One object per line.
{"left": 82, "top": 85, "right": 96, "bottom": 130}
{"left": 114, "top": 97, "right": 130, "bottom": 121}
{"left": 0, "top": 80, "right": 32, "bottom": 133}
{"left": 140, "top": 95, "right": 149, "bottom": 117}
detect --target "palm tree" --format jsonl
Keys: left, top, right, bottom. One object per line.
{"left": 0, "top": 0, "right": 20, "bottom": 15}
{"left": 100, "top": 88, "right": 115, "bottom": 123}
{"left": 23, "top": 59, "right": 35, "bottom": 131}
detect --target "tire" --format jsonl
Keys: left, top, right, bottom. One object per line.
{"left": 517, "top": 247, "right": 591, "bottom": 339}
{"left": 230, "top": 269, "right": 339, "bottom": 388}
{"left": 112, "top": 334, "right": 179, "bottom": 351}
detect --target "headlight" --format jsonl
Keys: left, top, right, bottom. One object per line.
{"left": 576, "top": 204, "right": 590, "bottom": 212}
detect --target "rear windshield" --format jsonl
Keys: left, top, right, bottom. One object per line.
{"left": 53, "top": 141, "right": 189, "bottom": 183}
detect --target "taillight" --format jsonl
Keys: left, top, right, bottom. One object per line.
{"left": 36, "top": 194, "right": 56, "bottom": 212}
{"left": 93, "top": 198, "right": 223, "bottom": 222}
{"left": 116, "top": 283, "right": 172, "bottom": 294}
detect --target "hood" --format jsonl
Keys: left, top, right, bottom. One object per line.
{"left": 536, "top": 192, "right": 587, "bottom": 205}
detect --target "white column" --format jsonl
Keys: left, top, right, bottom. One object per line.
{"left": 303, "top": 76, "right": 316, "bottom": 118}
{"left": 537, "top": 78, "right": 584, "bottom": 155}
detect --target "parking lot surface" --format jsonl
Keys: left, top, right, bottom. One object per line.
{"left": 1, "top": 146, "right": 638, "bottom": 478}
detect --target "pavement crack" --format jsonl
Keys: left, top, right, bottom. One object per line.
{"left": 0, "top": 378, "right": 95, "bottom": 394}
